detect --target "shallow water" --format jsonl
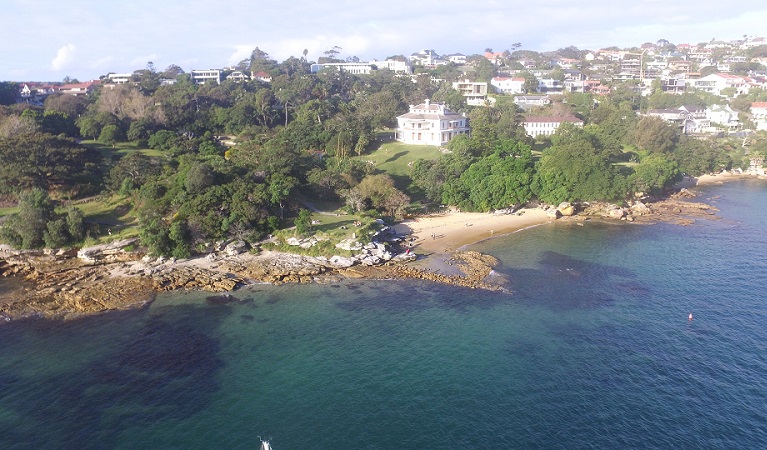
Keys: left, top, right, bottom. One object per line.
{"left": 1, "top": 180, "right": 766, "bottom": 449}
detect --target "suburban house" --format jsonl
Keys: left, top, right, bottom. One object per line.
{"left": 491, "top": 77, "right": 525, "bottom": 94}
{"left": 190, "top": 69, "right": 222, "bottom": 85}
{"left": 369, "top": 59, "right": 412, "bottom": 74}
{"left": 647, "top": 105, "right": 709, "bottom": 134}
{"left": 589, "top": 84, "right": 611, "bottom": 95}
{"left": 395, "top": 99, "right": 469, "bottom": 147}
{"left": 647, "top": 104, "right": 741, "bottom": 134}
{"left": 311, "top": 62, "right": 374, "bottom": 75}
{"left": 452, "top": 80, "right": 491, "bottom": 106}
{"left": 523, "top": 116, "right": 583, "bottom": 138}
{"left": 538, "top": 78, "right": 564, "bottom": 93}
{"left": 690, "top": 73, "right": 753, "bottom": 96}
{"left": 252, "top": 71, "right": 272, "bottom": 83}
{"left": 751, "top": 102, "right": 767, "bottom": 130}
{"left": 106, "top": 73, "right": 133, "bottom": 84}
{"left": 483, "top": 52, "right": 505, "bottom": 66}
{"left": 58, "top": 81, "right": 99, "bottom": 96}
{"left": 513, "top": 95, "right": 551, "bottom": 109}
{"left": 18, "top": 83, "right": 57, "bottom": 104}
{"left": 445, "top": 53, "right": 466, "bottom": 65}
{"left": 706, "top": 104, "right": 740, "bottom": 130}
{"left": 226, "top": 71, "right": 250, "bottom": 82}
{"left": 410, "top": 49, "right": 442, "bottom": 66}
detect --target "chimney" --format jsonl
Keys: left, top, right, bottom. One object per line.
{"left": 424, "top": 98, "right": 430, "bottom": 107}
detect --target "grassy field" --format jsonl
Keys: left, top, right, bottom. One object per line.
{"left": 361, "top": 141, "right": 443, "bottom": 177}
{"left": 82, "top": 140, "right": 165, "bottom": 162}
{"left": 0, "top": 206, "right": 19, "bottom": 216}
{"left": 69, "top": 194, "right": 139, "bottom": 242}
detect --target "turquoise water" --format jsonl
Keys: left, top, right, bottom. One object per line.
{"left": 1, "top": 181, "right": 766, "bottom": 449}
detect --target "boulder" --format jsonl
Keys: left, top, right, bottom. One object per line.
{"left": 630, "top": 201, "right": 651, "bottom": 216}
{"left": 547, "top": 208, "right": 562, "bottom": 219}
{"left": 224, "top": 240, "right": 249, "bottom": 256}
{"left": 608, "top": 207, "right": 626, "bottom": 219}
{"left": 336, "top": 239, "right": 363, "bottom": 251}
{"left": 77, "top": 238, "right": 139, "bottom": 264}
{"left": 557, "top": 202, "right": 575, "bottom": 216}
{"left": 329, "top": 255, "right": 356, "bottom": 268}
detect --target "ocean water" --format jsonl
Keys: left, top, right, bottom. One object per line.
{"left": 1, "top": 180, "right": 766, "bottom": 449}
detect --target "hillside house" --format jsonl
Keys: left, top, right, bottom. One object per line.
{"left": 58, "top": 81, "right": 99, "bottom": 96}
{"left": 395, "top": 99, "right": 469, "bottom": 147}
{"left": 452, "top": 80, "right": 491, "bottom": 106}
{"left": 491, "top": 77, "right": 525, "bottom": 94}
{"left": 646, "top": 105, "right": 710, "bottom": 134}
{"left": 311, "top": 62, "right": 374, "bottom": 75}
{"left": 706, "top": 105, "right": 740, "bottom": 130}
{"left": 523, "top": 116, "right": 583, "bottom": 138}
{"left": 751, "top": 102, "right": 767, "bottom": 130}
{"left": 191, "top": 69, "right": 222, "bottom": 85}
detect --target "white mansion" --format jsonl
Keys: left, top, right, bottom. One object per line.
{"left": 395, "top": 100, "right": 469, "bottom": 146}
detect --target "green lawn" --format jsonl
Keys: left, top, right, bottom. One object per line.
{"left": 82, "top": 140, "right": 165, "bottom": 162}
{"left": 0, "top": 206, "right": 18, "bottom": 216}
{"left": 360, "top": 141, "right": 443, "bottom": 177}
{"left": 69, "top": 194, "right": 139, "bottom": 241}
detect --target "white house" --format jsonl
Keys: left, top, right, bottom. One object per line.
{"left": 491, "top": 77, "right": 525, "bottom": 94}
{"left": 410, "top": 49, "right": 440, "bottom": 66}
{"left": 190, "top": 69, "right": 222, "bottom": 85}
{"left": 706, "top": 105, "right": 740, "bottom": 130}
{"left": 395, "top": 99, "right": 469, "bottom": 146}
{"left": 107, "top": 73, "right": 133, "bottom": 84}
{"left": 523, "top": 116, "right": 583, "bottom": 138}
{"left": 225, "top": 71, "right": 250, "bottom": 82}
{"left": 310, "top": 62, "right": 374, "bottom": 75}
{"left": 751, "top": 102, "right": 767, "bottom": 130}
{"left": 369, "top": 59, "right": 412, "bottom": 74}
{"left": 690, "top": 73, "right": 753, "bottom": 96}
{"left": 538, "top": 78, "right": 564, "bottom": 93}
{"left": 513, "top": 95, "right": 551, "bottom": 109}
{"left": 646, "top": 105, "right": 710, "bottom": 134}
{"left": 445, "top": 53, "right": 466, "bottom": 65}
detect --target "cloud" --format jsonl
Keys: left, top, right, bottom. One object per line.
{"left": 51, "top": 44, "right": 76, "bottom": 71}
{"left": 90, "top": 56, "right": 115, "bottom": 70}
{"left": 227, "top": 45, "right": 254, "bottom": 66}
{"left": 130, "top": 54, "right": 160, "bottom": 66}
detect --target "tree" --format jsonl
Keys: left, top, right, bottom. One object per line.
{"left": 633, "top": 116, "right": 679, "bottom": 153}
{"left": 108, "top": 152, "right": 162, "bottom": 191}
{"left": 0, "top": 130, "right": 101, "bottom": 194}
{"left": 533, "top": 132, "right": 627, "bottom": 204}
{"left": 442, "top": 140, "right": 535, "bottom": 211}
{"left": 432, "top": 85, "right": 466, "bottom": 111}
{"left": 465, "top": 54, "right": 496, "bottom": 82}
{"left": 354, "top": 174, "right": 410, "bottom": 217}
{"left": 294, "top": 209, "right": 313, "bottom": 236}
{"left": 98, "top": 124, "right": 121, "bottom": 148}
{"left": 0, "top": 82, "right": 18, "bottom": 106}
{"left": 521, "top": 71, "right": 539, "bottom": 94}
{"left": 250, "top": 47, "right": 277, "bottom": 75}
{"left": 0, "top": 188, "right": 55, "bottom": 249}
{"left": 630, "top": 153, "right": 681, "bottom": 195}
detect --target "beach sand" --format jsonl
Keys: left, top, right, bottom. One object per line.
{"left": 394, "top": 207, "right": 552, "bottom": 261}
{"left": 676, "top": 171, "right": 765, "bottom": 189}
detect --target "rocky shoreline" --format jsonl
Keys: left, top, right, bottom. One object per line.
{"left": 0, "top": 187, "right": 723, "bottom": 322}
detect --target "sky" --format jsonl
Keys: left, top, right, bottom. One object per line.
{"left": 4, "top": 0, "right": 767, "bottom": 82}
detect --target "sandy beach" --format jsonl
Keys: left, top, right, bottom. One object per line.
{"left": 394, "top": 207, "right": 552, "bottom": 257}
{"left": 677, "top": 171, "right": 765, "bottom": 188}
